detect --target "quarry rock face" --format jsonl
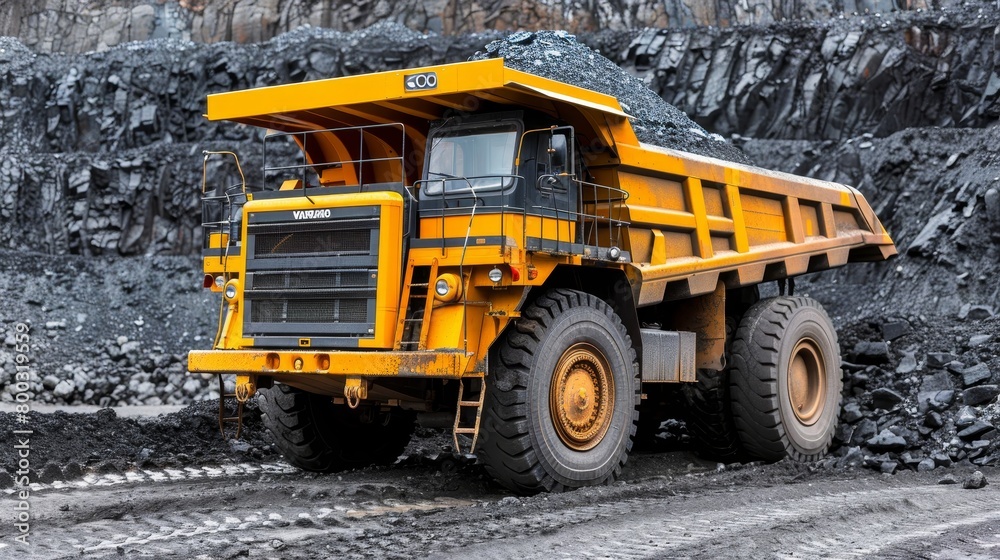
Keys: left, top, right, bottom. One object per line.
{"left": 2, "top": 0, "right": 941, "bottom": 55}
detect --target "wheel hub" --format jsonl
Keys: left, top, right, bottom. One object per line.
{"left": 787, "top": 338, "right": 826, "bottom": 426}
{"left": 550, "top": 343, "right": 615, "bottom": 451}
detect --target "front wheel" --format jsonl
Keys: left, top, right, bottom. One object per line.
{"left": 258, "top": 384, "right": 415, "bottom": 472}
{"left": 477, "top": 288, "right": 640, "bottom": 493}
{"left": 729, "top": 296, "right": 842, "bottom": 462}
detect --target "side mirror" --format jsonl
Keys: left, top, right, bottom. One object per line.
{"left": 548, "top": 134, "right": 568, "bottom": 173}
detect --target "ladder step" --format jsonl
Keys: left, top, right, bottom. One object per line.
{"left": 458, "top": 400, "right": 482, "bottom": 407}
{"left": 409, "top": 283, "right": 430, "bottom": 288}
{"left": 454, "top": 428, "right": 478, "bottom": 434}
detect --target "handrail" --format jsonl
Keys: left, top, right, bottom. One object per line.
{"left": 412, "top": 173, "right": 630, "bottom": 262}
{"left": 262, "top": 122, "right": 407, "bottom": 189}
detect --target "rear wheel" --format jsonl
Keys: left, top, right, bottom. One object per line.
{"left": 729, "top": 296, "right": 842, "bottom": 461}
{"left": 682, "top": 367, "right": 747, "bottom": 462}
{"left": 258, "top": 384, "right": 415, "bottom": 472}
{"left": 682, "top": 316, "right": 746, "bottom": 462}
{"left": 477, "top": 288, "right": 640, "bottom": 493}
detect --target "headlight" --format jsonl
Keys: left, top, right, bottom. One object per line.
{"left": 488, "top": 267, "right": 503, "bottom": 283}
{"left": 433, "top": 273, "right": 462, "bottom": 302}
{"left": 224, "top": 280, "right": 239, "bottom": 301}
{"left": 435, "top": 279, "right": 450, "bottom": 296}
{"left": 214, "top": 275, "right": 225, "bottom": 288}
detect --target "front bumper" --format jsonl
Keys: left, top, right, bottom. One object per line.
{"left": 188, "top": 349, "right": 471, "bottom": 378}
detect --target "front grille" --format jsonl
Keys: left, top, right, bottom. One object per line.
{"left": 242, "top": 206, "right": 382, "bottom": 344}
{"left": 253, "top": 229, "right": 371, "bottom": 257}
{"left": 250, "top": 299, "right": 368, "bottom": 324}
{"left": 251, "top": 270, "right": 371, "bottom": 290}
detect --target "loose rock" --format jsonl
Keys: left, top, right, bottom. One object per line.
{"left": 963, "top": 471, "right": 988, "bottom": 490}
{"left": 867, "top": 430, "right": 907, "bottom": 453}
{"left": 963, "top": 385, "right": 1000, "bottom": 407}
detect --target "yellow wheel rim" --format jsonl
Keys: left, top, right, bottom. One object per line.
{"left": 787, "top": 338, "right": 826, "bottom": 426}
{"left": 549, "top": 343, "right": 615, "bottom": 451}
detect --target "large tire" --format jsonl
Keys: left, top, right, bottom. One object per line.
{"left": 682, "top": 315, "right": 746, "bottom": 462}
{"left": 258, "top": 384, "right": 415, "bottom": 472}
{"left": 729, "top": 296, "right": 842, "bottom": 462}
{"left": 682, "top": 368, "right": 747, "bottom": 462}
{"left": 477, "top": 288, "right": 640, "bottom": 493}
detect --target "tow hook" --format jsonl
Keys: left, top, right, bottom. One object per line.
{"left": 344, "top": 378, "right": 368, "bottom": 409}
{"left": 234, "top": 374, "right": 256, "bottom": 402}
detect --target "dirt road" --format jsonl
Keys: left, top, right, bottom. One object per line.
{"left": 5, "top": 451, "right": 996, "bottom": 559}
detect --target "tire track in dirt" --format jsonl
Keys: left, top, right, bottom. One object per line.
{"left": 431, "top": 483, "right": 1000, "bottom": 559}
{"left": 2, "top": 471, "right": 478, "bottom": 559}
{"left": 6, "top": 459, "right": 998, "bottom": 559}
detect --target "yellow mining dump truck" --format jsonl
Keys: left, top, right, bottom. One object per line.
{"left": 188, "top": 58, "right": 895, "bottom": 493}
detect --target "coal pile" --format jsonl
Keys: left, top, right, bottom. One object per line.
{"left": 0, "top": 400, "right": 277, "bottom": 486}
{"left": 743, "top": 126, "right": 1000, "bottom": 321}
{"left": 471, "top": 30, "right": 753, "bottom": 165}
{"left": 819, "top": 315, "right": 1000, "bottom": 473}
{"left": 0, "top": 250, "right": 219, "bottom": 407}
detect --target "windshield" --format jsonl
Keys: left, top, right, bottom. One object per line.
{"left": 423, "top": 124, "right": 518, "bottom": 195}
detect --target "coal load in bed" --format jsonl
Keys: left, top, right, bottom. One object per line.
{"left": 471, "top": 30, "right": 752, "bottom": 166}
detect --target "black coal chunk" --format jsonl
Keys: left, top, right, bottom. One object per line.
{"left": 870, "top": 387, "right": 904, "bottom": 410}
{"left": 850, "top": 341, "right": 890, "bottom": 365}
{"left": 963, "top": 385, "right": 1000, "bottom": 407}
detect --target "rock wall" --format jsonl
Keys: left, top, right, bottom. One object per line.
{"left": 0, "top": 26, "right": 489, "bottom": 256}
{"left": 3, "top": 10, "right": 999, "bottom": 258}
{"left": 621, "top": 15, "right": 1000, "bottom": 140}
{"left": 2, "top": 0, "right": 941, "bottom": 54}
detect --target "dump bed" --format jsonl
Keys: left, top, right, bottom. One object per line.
{"left": 614, "top": 142, "right": 895, "bottom": 305}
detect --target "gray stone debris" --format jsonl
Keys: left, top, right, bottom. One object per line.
{"left": 986, "top": 189, "right": 1000, "bottom": 231}
{"left": 961, "top": 363, "right": 992, "bottom": 387}
{"left": 956, "top": 421, "right": 995, "bottom": 441}
{"left": 841, "top": 402, "right": 864, "bottom": 423}
{"left": 867, "top": 430, "right": 907, "bottom": 452}
{"left": 959, "top": 305, "right": 995, "bottom": 321}
{"left": 37, "top": 462, "right": 63, "bottom": 484}
{"left": 895, "top": 351, "right": 918, "bottom": 374}
{"left": 955, "top": 406, "right": 979, "bottom": 428}
{"left": 828, "top": 311, "right": 1000, "bottom": 474}
{"left": 963, "top": 385, "right": 999, "bottom": 407}
{"left": 881, "top": 320, "right": 910, "bottom": 341}
{"left": 927, "top": 352, "right": 959, "bottom": 369}
{"left": 963, "top": 471, "right": 988, "bottom": 489}
{"left": 851, "top": 341, "right": 890, "bottom": 365}
{"left": 969, "top": 334, "right": 991, "bottom": 347}
{"left": 870, "top": 388, "right": 904, "bottom": 410}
